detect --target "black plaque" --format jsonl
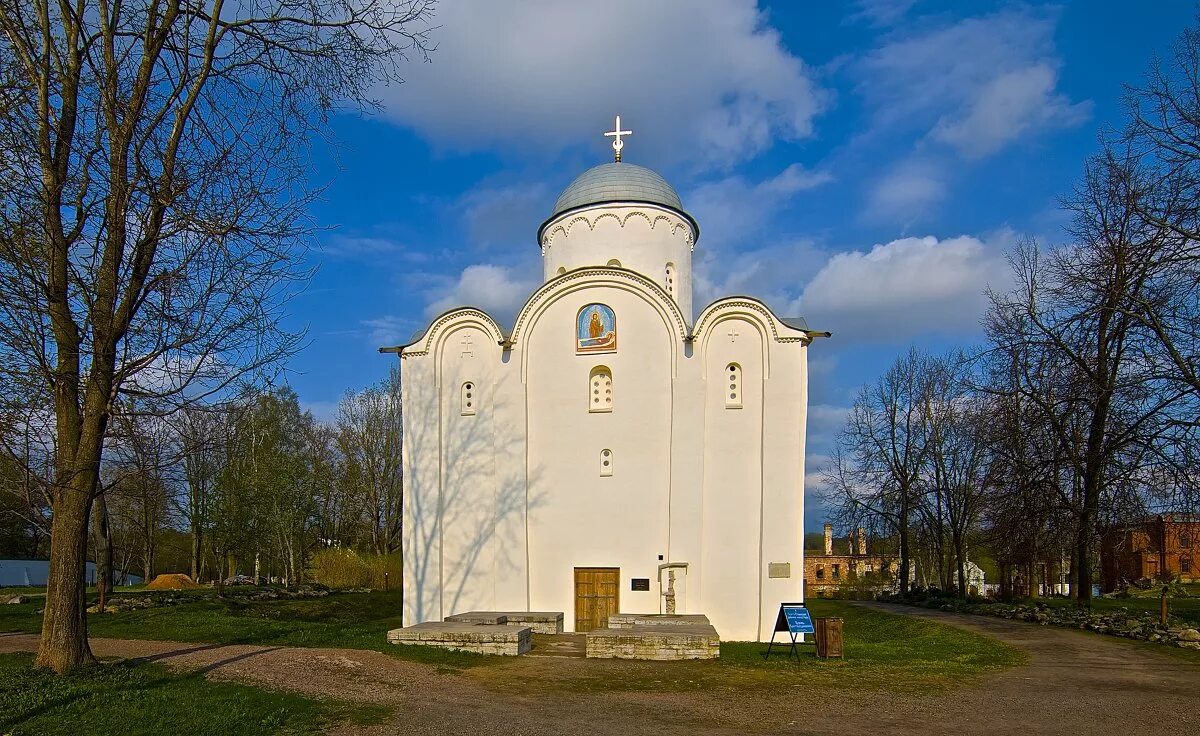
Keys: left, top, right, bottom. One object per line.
{"left": 631, "top": 578, "right": 650, "bottom": 591}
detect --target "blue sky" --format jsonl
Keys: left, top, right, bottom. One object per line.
{"left": 284, "top": 1, "right": 1192, "bottom": 531}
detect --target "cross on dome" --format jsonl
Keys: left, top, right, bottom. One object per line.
{"left": 604, "top": 115, "right": 632, "bottom": 162}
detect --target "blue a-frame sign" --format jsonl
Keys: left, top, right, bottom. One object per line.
{"left": 763, "top": 602, "right": 814, "bottom": 661}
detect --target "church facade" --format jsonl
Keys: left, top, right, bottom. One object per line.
{"left": 389, "top": 128, "right": 826, "bottom": 641}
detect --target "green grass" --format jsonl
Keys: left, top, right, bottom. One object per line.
{"left": 0, "top": 588, "right": 490, "bottom": 668}
{"left": 1024, "top": 595, "right": 1200, "bottom": 626}
{"left": 472, "top": 600, "right": 1025, "bottom": 695}
{"left": 0, "top": 652, "right": 387, "bottom": 736}
{"left": 1, "top": 593, "right": 1023, "bottom": 694}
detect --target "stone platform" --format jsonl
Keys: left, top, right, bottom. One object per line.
{"left": 444, "top": 610, "right": 564, "bottom": 634}
{"left": 607, "top": 613, "right": 712, "bottom": 629}
{"left": 387, "top": 611, "right": 718, "bottom": 660}
{"left": 386, "top": 621, "right": 531, "bottom": 655}
{"left": 586, "top": 614, "right": 720, "bottom": 660}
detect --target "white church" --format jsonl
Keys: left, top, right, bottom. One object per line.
{"left": 387, "top": 119, "right": 827, "bottom": 641}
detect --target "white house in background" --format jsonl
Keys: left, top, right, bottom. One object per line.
{"left": 386, "top": 120, "right": 828, "bottom": 641}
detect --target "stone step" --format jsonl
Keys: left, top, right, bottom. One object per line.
{"left": 445, "top": 610, "right": 564, "bottom": 634}
{"left": 585, "top": 619, "right": 720, "bottom": 660}
{"left": 387, "top": 622, "right": 531, "bottom": 655}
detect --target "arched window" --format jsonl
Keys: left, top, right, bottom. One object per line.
{"left": 600, "top": 449, "right": 614, "bottom": 477}
{"left": 589, "top": 366, "right": 613, "bottom": 412}
{"left": 607, "top": 258, "right": 622, "bottom": 267}
{"left": 556, "top": 266, "right": 566, "bottom": 276}
{"left": 461, "top": 381, "right": 476, "bottom": 416}
{"left": 725, "top": 363, "right": 742, "bottom": 409}
{"left": 665, "top": 262, "right": 677, "bottom": 300}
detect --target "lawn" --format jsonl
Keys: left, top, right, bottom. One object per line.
{"left": 471, "top": 599, "right": 1025, "bottom": 695}
{"left": 0, "top": 652, "right": 386, "bottom": 736}
{"left": 1032, "top": 594, "right": 1200, "bottom": 626}
{"left": 0, "top": 588, "right": 486, "bottom": 667}
{"left": 1, "top": 591, "right": 1024, "bottom": 695}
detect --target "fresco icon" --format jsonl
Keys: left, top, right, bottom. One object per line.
{"left": 577, "top": 303, "right": 617, "bottom": 354}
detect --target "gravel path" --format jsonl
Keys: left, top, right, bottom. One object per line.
{"left": 2, "top": 606, "right": 1198, "bottom": 735}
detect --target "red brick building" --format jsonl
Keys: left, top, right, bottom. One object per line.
{"left": 1100, "top": 514, "right": 1200, "bottom": 592}
{"left": 804, "top": 523, "right": 896, "bottom": 598}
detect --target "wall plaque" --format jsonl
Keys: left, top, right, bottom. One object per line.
{"left": 630, "top": 578, "right": 650, "bottom": 591}
{"left": 768, "top": 562, "right": 791, "bottom": 579}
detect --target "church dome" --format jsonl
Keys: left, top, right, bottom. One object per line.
{"left": 550, "top": 163, "right": 685, "bottom": 218}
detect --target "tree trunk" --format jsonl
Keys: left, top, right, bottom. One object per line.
{"left": 955, "top": 536, "right": 967, "bottom": 598}
{"left": 190, "top": 522, "right": 204, "bottom": 582}
{"left": 91, "top": 494, "right": 113, "bottom": 611}
{"left": 35, "top": 494, "right": 94, "bottom": 672}
{"left": 898, "top": 500, "right": 911, "bottom": 595}
{"left": 1076, "top": 507, "right": 1095, "bottom": 607}
{"left": 214, "top": 549, "right": 226, "bottom": 598}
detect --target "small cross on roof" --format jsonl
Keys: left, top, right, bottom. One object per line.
{"left": 604, "top": 115, "right": 632, "bottom": 162}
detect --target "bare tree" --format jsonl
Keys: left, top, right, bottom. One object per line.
{"left": 336, "top": 365, "right": 403, "bottom": 555}
{"left": 921, "top": 354, "right": 992, "bottom": 597}
{"left": 172, "top": 405, "right": 225, "bottom": 581}
{"left": 985, "top": 154, "right": 1184, "bottom": 606}
{"left": 0, "top": 0, "right": 435, "bottom": 671}
{"left": 105, "top": 407, "right": 177, "bottom": 582}
{"left": 1118, "top": 27, "right": 1200, "bottom": 509}
{"left": 825, "top": 347, "right": 935, "bottom": 594}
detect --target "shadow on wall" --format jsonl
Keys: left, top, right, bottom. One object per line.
{"left": 404, "top": 361, "right": 547, "bottom": 624}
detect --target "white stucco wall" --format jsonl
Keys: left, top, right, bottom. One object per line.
{"left": 540, "top": 203, "right": 695, "bottom": 319}
{"left": 399, "top": 205, "right": 813, "bottom": 641}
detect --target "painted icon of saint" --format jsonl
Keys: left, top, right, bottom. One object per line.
{"left": 589, "top": 310, "right": 604, "bottom": 339}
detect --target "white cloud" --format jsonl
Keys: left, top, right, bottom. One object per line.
{"left": 381, "top": 0, "right": 824, "bottom": 168}
{"left": 797, "top": 232, "right": 1013, "bottom": 341}
{"left": 855, "top": 8, "right": 1089, "bottom": 157}
{"left": 689, "top": 164, "right": 831, "bottom": 247}
{"left": 688, "top": 164, "right": 833, "bottom": 310}
{"left": 932, "top": 64, "right": 1090, "bottom": 159}
{"left": 847, "top": 0, "right": 917, "bottom": 27}
{"left": 458, "top": 182, "right": 552, "bottom": 249}
{"left": 362, "top": 315, "right": 417, "bottom": 347}
{"left": 865, "top": 158, "right": 945, "bottom": 224}
{"left": 321, "top": 235, "right": 402, "bottom": 259}
{"left": 426, "top": 264, "right": 537, "bottom": 324}
{"left": 808, "top": 404, "right": 852, "bottom": 438}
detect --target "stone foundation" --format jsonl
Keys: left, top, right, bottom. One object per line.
{"left": 445, "top": 610, "right": 564, "bottom": 634}
{"left": 586, "top": 614, "right": 720, "bottom": 660}
{"left": 390, "top": 611, "right": 719, "bottom": 660}
{"left": 387, "top": 621, "right": 531, "bottom": 655}
{"left": 607, "top": 613, "right": 711, "bottom": 629}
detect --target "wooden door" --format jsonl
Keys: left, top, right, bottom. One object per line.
{"left": 574, "top": 567, "right": 620, "bottom": 632}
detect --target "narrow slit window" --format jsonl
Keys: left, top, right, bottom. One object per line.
{"left": 665, "top": 262, "right": 677, "bottom": 300}
{"left": 589, "top": 366, "right": 613, "bottom": 413}
{"left": 600, "top": 449, "right": 614, "bottom": 477}
{"left": 461, "top": 381, "right": 476, "bottom": 416}
{"left": 725, "top": 363, "right": 742, "bottom": 409}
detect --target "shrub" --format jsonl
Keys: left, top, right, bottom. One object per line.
{"left": 308, "top": 548, "right": 401, "bottom": 590}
